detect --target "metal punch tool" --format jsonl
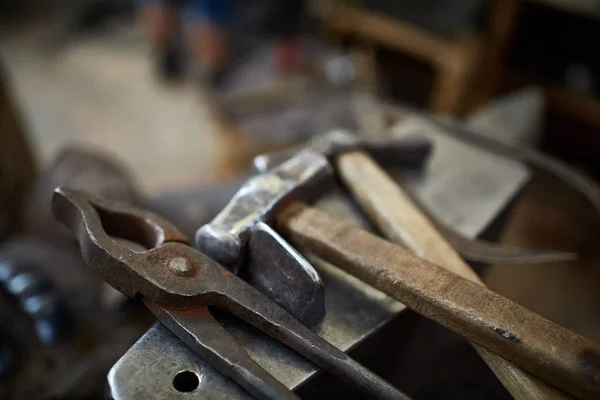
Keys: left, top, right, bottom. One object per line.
{"left": 51, "top": 186, "right": 411, "bottom": 400}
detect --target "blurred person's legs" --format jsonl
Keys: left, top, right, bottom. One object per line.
{"left": 186, "top": 0, "right": 234, "bottom": 89}
{"left": 138, "top": 0, "right": 184, "bottom": 80}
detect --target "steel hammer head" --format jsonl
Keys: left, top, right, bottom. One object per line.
{"left": 195, "top": 149, "right": 333, "bottom": 271}
{"left": 253, "top": 129, "right": 432, "bottom": 173}
{"left": 197, "top": 130, "right": 432, "bottom": 270}
{"left": 196, "top": 130, "right": 431, "bottom": 324}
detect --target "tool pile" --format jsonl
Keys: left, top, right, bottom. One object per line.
{"left": 2, "top": 70, "right": 600, "bottom": 397}
{"left": 47, "top": 129, "right": 600, "bottom": 399}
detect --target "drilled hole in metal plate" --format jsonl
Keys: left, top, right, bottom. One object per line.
{"left": 173, "top": 370, "right": 199, "bottom": 393}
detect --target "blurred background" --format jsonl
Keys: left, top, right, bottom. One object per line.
{"left": 1, "top": 0, "right": 600, "bottom": 399}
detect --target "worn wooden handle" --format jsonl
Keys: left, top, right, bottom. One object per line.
{"left": 275, "top": 201, "right": 600, "bottom": 400}
{"left": 335, "top": 150, "right": 576, "bottom": 400}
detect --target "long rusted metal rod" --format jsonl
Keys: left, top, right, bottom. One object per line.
{"left": 275, "top": 201, "right": 600, "bottom": 400}
{"left": 335, "top": 149, "right": 574, "bottom": 400}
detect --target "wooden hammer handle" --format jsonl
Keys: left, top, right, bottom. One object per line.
{"left": 276, "top": 200, "right": 600, "bottom": 400}
{"left": 334, "top": 150, "right": 574, "bottom": 399}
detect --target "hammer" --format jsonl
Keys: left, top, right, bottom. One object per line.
{"left": 198, "top": 133, "right": 433, "bottom": 326}
{"left": 197, "top": 146, "right": 600, "bottom": 400}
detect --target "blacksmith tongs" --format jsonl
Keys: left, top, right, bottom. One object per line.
{"left": 51, "top": 186, "right": 410, "bottom": 400}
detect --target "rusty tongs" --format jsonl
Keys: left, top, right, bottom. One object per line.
{"left": 51, "top": 186, "right": 410, "bottom": 400}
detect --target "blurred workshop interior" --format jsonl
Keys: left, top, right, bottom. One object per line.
{"left": 1, "top": 0, "right": 600, "bottom": 399}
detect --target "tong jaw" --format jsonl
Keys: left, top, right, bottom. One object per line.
{"left": 51, "top": 186, "right": 216, "bottom": 309}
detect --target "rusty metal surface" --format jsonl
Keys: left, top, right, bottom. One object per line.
{"left": 108, "top": 190, "right": 406, "bottom": 399}
{"left": 52, "top": 187, "right": 410, "bottom": 400}
{"left": 109, "top": 258, "right": 404, "bottom": 400}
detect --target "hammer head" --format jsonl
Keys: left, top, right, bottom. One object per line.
{"left": 197, "top": 129, "right": 432, "bottom": 271}
{"left": 195, "top": 149, "right": 333, "bottom": 272}
{"left": 196, "top": 130, "right": 431, "bottom": 325}
{"left": 253, "top": 129, "right": 432, "bottom": 173}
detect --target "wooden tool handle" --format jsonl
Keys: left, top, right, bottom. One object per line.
{"left": 276, "top": 201, "right": 600, "bottom": 400}
{"left": 336, "top": 150, "right": 575, "bottom": 400}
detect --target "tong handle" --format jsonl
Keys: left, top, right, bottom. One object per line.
{"left": 149, "top": 304, "right": 301, "bottom": 400}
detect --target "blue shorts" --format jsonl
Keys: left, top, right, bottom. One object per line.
{"left": 139, "top": 0, "right": 233, "bottom": 25}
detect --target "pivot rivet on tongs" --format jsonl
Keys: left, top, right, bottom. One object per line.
{"left": 168, "top": 257, "right": 194, "bottom": 277}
